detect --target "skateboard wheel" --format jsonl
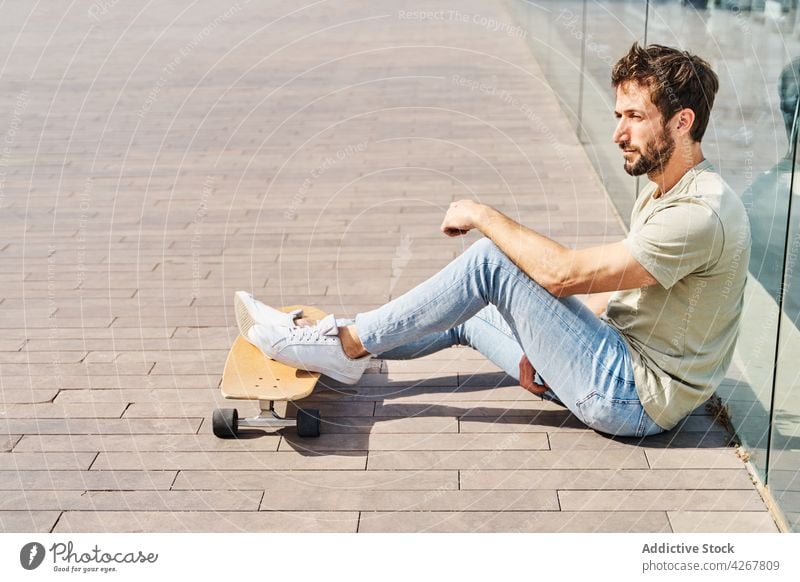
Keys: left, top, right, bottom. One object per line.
{"left": 296, "top": 408, "right": 321, "bottom": 438}
{"left": 212, "top": 408, "right": 239, "bottom": 438}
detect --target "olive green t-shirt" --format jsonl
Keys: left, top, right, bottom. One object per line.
{"left": 603, "top": 160, "right": 751, "bottom": 430}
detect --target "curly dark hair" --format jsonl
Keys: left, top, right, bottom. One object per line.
{"left": 612, "top": 43, "right": 719, "bottom": 142}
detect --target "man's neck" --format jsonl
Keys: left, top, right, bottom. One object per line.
{"left": 649, "top": 143, "right": 705, "bottom": 198}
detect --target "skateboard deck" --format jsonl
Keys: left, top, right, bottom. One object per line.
{"left": 213, "top": 305, "right": 328, "bottom": 438}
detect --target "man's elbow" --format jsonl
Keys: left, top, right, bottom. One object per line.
{"left": 536, "top": 249, "right": 580, "bottom": 297}
{"left": 544, "top": 282, "right": 573, "bottom": 298}
{"left": 540, "top": 268, "right": 574, "bottom": 298}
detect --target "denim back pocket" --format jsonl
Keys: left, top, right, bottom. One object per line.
{"left": 576, "top": 389, "right": 650, "bottom": 437}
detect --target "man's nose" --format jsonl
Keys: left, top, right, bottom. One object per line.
{"left": 612, "top": 119, "right": 627, "bottom": 144}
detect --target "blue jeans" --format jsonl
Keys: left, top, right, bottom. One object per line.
{"left": 353, "top": 238, "right": 664, "bottom": 438}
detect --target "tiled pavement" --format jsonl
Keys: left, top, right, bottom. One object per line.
{"left": 0, "top": 0, "right": 778, "bottom": 532}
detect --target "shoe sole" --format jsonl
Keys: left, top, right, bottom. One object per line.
{"left": 319, "top": 365, "right": 363, "bottom": 385}
{"left": 234, "top": 292, "right": 257, "bottom": 341}
{"left": 298, "top": 363, "right": 363, "bottom": 385}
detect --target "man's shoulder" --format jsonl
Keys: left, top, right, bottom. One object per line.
{"left": 679, "top": 166, "right": 751, "bottom": 252}
{"left": 678, "top": 165, "right": 747, "bottom": 223}
{"left": 684, "top": 163, "right": 729, "bottom": 198}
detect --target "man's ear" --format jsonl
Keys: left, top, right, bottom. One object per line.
{"left": 674, "top": 108, "right": 696, "bottom": 135}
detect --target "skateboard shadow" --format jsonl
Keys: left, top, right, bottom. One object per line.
{"left": 270, "top": 371, "right": 732, "bottom": 456}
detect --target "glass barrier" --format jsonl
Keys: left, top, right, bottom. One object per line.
{"left": 646, "top": 0, "right": 795, "bottom": 492}
{"left": 507, "top": 0, "right": 800, "bottom": 531}
{"left": 505, "top": 0, "right": 586, "bottom": 132}
{"left": 505, "top": 0, "right": 646, "bottom": 219}
{"left": 580, "top": 0, "right": 648, "bottom": 220}
{"left": 771, "top": 94, "right": 800, "bottom": 531}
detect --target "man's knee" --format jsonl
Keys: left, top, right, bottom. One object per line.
{"left": 467, "top": 237, "right": 504, "bottom": 260}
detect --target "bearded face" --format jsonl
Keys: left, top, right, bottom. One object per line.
{"left": 613, "top": 81, "right": 681, "bottom": 179}
{"left": 618, "top": 124, "right": 676, "bottom": 177}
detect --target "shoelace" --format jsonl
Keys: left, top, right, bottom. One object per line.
{"left": 284, "top": 319, "right": 370, "bottom": 369}
{"left": 287, "top": 324, "right": 338, "bottom": 344}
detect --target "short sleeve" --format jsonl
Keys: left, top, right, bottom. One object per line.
{"left": 623, "top": 200, "right": 724, "bottom": 289}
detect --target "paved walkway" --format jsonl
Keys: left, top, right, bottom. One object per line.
{"left": 0, "top": 0, "right": 778, "bottom": 532}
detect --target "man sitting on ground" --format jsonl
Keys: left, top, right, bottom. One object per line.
{"left": 234, "top": 43, "right": 750, "bottom": 437}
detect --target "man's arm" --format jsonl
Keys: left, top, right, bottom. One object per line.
{"left": 441, "top": 200, "right": 658, "bottom": 296}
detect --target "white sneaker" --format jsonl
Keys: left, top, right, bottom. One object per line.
{"left": 248, "top": 314, "right": 371, "bottom": 385}
{"left": 234, "top": 291, "right": 303, "bottom": 340}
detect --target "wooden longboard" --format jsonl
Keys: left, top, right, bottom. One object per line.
{"left": 221, "top": 305, "right": 328, "bottom": 403}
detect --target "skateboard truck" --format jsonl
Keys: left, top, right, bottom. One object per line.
{"left": 212, "top": 400, "right": 321, "bottom": 438}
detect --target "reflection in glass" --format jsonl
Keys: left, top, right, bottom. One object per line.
{"left": 732, "top": 53, "right": 795, "bottom": 484}
{"left": 770, "top": 58, "right": 800, "bottom": 532}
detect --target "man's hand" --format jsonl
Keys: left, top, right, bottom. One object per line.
{"left": 519, "top": 354, "right": 549, "bottom": 395}
{"left": 441, "top": 200, "right": 485, "bottom": 237}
